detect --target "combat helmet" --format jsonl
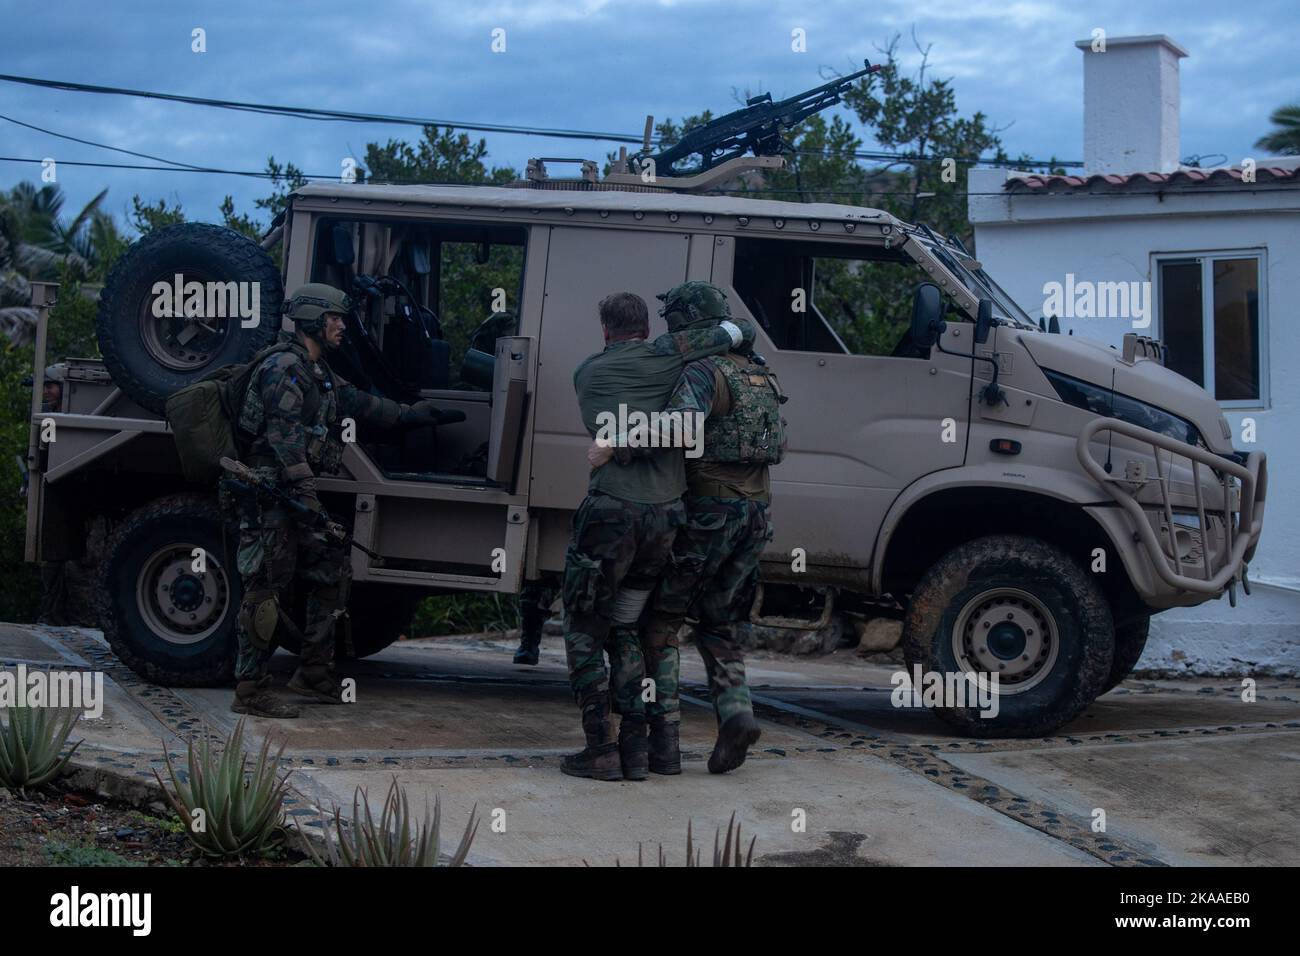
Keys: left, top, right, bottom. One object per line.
{"left": 656, "top": 281, "right": 732, "bottom": 332}
{"left": 283, "top": 283, "right": 351, "bottom": 339}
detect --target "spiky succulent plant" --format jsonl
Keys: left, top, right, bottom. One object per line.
{"left": 300, "top": 776, "right": 478, "bottom": 867}
{"left": 154, "top": 719, "right": 291, "bottom": 858}
{"left": 615, "top": 814, "right": 757, "bottom": 867}
{"left": 0, "top": 705, "right": 82, "bottom": 792}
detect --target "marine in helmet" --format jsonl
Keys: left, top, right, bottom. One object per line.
{"left": 591, "top": 280, "right": 787, "bottom": 774}
{"left": 560, "top": 290, "right": 756, "bottom": 781}
{"left": 230, "top": 283, "right": 449, "bottom": 718}
{"left": 41, "top": 364, "right": 66, "bottom": 412}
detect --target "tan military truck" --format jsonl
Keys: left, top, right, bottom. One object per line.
{"left": 23, "top": 84, "right": 1266, "bottom": 736}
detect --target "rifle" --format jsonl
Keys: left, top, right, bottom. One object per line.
{"left": 635, "top": 59, "right": 881, "bottom": 178}
{"left": 219, "top": 456, "right": 384, "bottom": 564}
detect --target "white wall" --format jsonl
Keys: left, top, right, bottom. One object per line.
{"left": 970, "top": 167, "right": 1300, "bottom": 675}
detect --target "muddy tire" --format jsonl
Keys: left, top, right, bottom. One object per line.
{"left": 97, "top": 494, "right": 239, "bottom": 686}
{"left": 97, "top": 223, "right": 283, "bottom": 414}
{"left": 1102, "top": 616, "right": 1151, "bottom": 694}
{"left": 902, "top": 535, "right": 1114, "bottom": 738}
{"left": 278, "top": 583, "right": 422, "bottom": 660}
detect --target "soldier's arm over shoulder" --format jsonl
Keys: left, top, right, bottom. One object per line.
{"left": 650, "top": 316, "right": 755, "bottom": 362}
{"left": 614, "top": 358, "right": 718, "bottom": 464}
{"left": 665, "top": 358, "right": 719, "bottom": 416}
{"left": 338, "top": 383, "right": 402, "bottom": 429}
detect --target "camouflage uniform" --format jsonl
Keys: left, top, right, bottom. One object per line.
{"left": 232, "top": 336, "right": 405, "bottom": 684}
{"left": 642, "top": 355, "right": 785, "bottom": 737}
{"left": 563, "top": 494, "right": 685, "bottom": 718}
{"left": 562, "top": 314, "right": 753, "bottom": 780}
{"left": 231, "top": 284, "right": 445, "bottom": 715}
{"left": 633, "top": 283, "right": 787, "bottom": 774}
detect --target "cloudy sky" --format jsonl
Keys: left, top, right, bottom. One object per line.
{"left": 1, "top": 0, "right": 1296, "bottom": 233}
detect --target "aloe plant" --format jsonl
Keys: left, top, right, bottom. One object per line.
{"left": 0, "top": 705, "right": 82, "bottom": 792}
{"left": 300, "top": 776, "right": 478, "bottom": 867}
{"left": 154, "top": 719, "right": 291, "bottom": 858}
{"left": 616, "top": 814, "right": 757, "bottom": 867}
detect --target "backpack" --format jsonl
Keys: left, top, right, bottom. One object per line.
{"left": 165, "top": 341, "right": 296, "bottom": 484}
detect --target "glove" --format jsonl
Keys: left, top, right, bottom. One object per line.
{"left": 399, "top": 400, "right": 467, "bottom": 427}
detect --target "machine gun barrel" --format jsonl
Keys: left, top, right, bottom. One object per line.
{"left": 642, "top": 59, "right": 880, "bottom": 176}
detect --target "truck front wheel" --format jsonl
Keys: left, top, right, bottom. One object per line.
{"left": 902, "top": 535, "right": 1114, "bottom": 738}
{"left": 97, "top": 494, "right": 239, "bottom": 686}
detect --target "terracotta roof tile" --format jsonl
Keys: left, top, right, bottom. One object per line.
{"left": 1004, "top": 165, "right": 1300, "bottom": 191}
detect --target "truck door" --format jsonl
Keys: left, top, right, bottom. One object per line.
{"left": 712, "top": 234, "right": 972, "bottom": 579}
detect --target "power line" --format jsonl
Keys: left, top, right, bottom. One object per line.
{"left": 0, "top": 72, "right": 1082, "bottom": 169}
{"left": 3, "top": 155, "right": 1296, "bottom": 199}
{"left": 0, "top": 113, "right": 205, "bottom": 170}
{"left": 0, "top": 156, "right": 337, "bottom": 180}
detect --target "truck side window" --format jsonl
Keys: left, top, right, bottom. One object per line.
{"left": 438, "top": 239, "right": 526, "bottom": 387}
{"left": 733, "top": 237, "right": 927, "bottom": 357}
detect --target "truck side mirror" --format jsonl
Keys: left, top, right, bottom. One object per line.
{"left": 975, "top": 298, "right": 994, "bottom": 345}
{"left": 911, "top": 282, "right": 945, "bottom": 348}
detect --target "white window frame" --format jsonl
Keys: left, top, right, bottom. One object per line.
{"left": 1152, "top": 248, "right": 1269, "bottom": 410}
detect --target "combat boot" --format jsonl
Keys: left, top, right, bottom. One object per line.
{"left": 618, "top": 716, "right": 649, "bottom": 781}
{"left": 708, "top": 711, "right": 761, "bottom": 774}
{"left": 512, "top": 631, "right": 540, "bottom": 665}
{"left": 647, "top": 716, "right": 681, "bottom": 775}
{"left": 560, "top": 693, "right": 622, "bottom": 781}
{"left": 287, "top": 665, "right": 346, "bottom": 704}
{"left": 231, "top": 677, "right": 300, "bottom": 718}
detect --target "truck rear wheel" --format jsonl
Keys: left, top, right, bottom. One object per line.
{"left": 97, "top": 494, "right": 239, "bottom": 686}
{"left": 902, "top": 535, "right": 1114, "bottom": 738}
{"left": 96, "top": 223, "right": 283, "bottom": 414}
{"left": 1102, "top": 616, "right": 1151, "bottom": 694}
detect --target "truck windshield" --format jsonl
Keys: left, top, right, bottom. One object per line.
{"left": 916, "top": 237, "right": 1036, "bottom": 329}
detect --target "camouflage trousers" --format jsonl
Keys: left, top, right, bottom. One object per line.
{"left": 234, "top": 504, "right": 351, "bottom": 681}
{"left": 638, "top": 496, "right": 771, "bottom": 727}
{"left": 562, "top": 493, "right": 686, "bottom": 718}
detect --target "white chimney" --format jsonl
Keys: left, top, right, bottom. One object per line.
{"left": 1074, "top": 34, "right": 1188, "bottom": 175}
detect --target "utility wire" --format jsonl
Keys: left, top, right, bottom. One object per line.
{"left": 3, "top": 156, "right": 1296, "bottom": 198}
{"left": 0, "top": 113, "right": 206, "bottom": 170}
{"left": 0, "top": 72, "right": 1082, "bottom": 169}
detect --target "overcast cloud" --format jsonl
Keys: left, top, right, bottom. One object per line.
{"left": 1, "top": 0, "right": 1296, "bottom": 231}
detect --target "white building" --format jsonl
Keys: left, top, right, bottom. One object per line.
{"left": 969, "top": 35, "right": 1299, "bottom": 676}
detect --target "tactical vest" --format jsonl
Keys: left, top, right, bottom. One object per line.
{"left": 700, "top": 355, "right": 786, "bottom": 465}
{"left": 241, "top": 348, "right": 344, "bottom": 475}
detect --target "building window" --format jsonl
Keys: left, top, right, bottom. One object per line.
{"left": 1155, "top": 251, "right": 1266, "bottom": 406}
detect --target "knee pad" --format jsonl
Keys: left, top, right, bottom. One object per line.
{"left": 238, "top": 589, "right": 280, "bottom": 652}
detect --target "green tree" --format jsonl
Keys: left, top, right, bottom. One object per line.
{"left": 1255, "top": 103, "right": 1300, "bottom": 155}
{"left": 362, "top": 126, "right": 517, "bottom": 186}
{"left": 130, "top": 194, "right": 185, "bottom": 234}
{"left": 842, "top": 32, "right": 1005, "bottom": 241}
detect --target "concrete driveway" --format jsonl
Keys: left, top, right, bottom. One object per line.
{"left": 3, "top": 622, "right": 1297, "bottom": 866}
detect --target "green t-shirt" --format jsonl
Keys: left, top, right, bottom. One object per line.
{"left": 572, "top": 322, "right": 750, "bottom": 504}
